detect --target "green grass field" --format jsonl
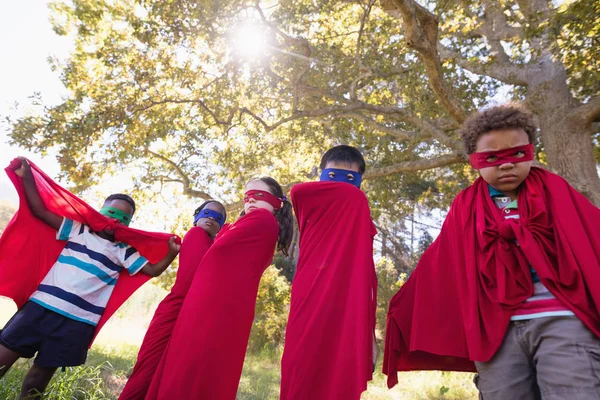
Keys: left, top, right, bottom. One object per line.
{"left": 0, "top": 291, "right": 478, "bottom": 399}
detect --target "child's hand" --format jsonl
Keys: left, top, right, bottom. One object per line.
{"left": 13, "top": 157, "right": 32, "bottom": 179}
{"left": 167, "top": 236, "right": 181, "bottom": 255}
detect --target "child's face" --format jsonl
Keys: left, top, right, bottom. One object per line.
{"left": 195, "top": 202, "right": 225, "bottom": 237}
{"left": 475, "top": 128, "right": 532, "bottom": 198}
{"left": 324, "top": 161, "right": 361, "bottom": 173}
{"left": 101, "top": 199, "right": 134, "bottom": 235}
{"left": 244, "top": 180, "right": 276, "bottom": 215}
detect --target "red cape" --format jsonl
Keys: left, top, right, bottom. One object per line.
{"left": 145, "top": 209, "right": 278, "bottom": 400}
{"left": 280, "top": 182, "right": 377, "bottom": 400}
{"left": 383, "top": 168, "right": 600, "bottom": 387}
{"left": 119, "top": 227, "right": 213, "bottom": 400}
{"left": 0, "top": 159, "right": 180, "bottom": 344}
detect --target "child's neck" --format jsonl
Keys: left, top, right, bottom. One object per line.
{"left": 96, "top": 230, "right": 116, "bottom": 242}
{"left": 505, "top": 190, "right": 518, "bottom": 201}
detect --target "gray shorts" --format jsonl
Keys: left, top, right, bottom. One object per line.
{"left": 474, "top": 316, "right": 600, "bottom": 400}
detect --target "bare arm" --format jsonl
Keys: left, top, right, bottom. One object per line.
{"left": 140, "top": 236, "right": 181, "bottom": 277}
{"left": 14, "top": 157, "right": 62, "bottom": 231}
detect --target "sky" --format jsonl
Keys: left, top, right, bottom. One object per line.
{"left": 0, "top": 0, "right": 71, "bottom": 205}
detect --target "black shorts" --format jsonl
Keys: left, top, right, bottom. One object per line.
{"left": 0, "top": 301, "right": 96, "bottom": 368}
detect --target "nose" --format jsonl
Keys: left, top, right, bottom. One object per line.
{"left": 248, "top": 197, "right": 256, "bottom": 203}
{"left": 498, "top": 162, "right": 514, "bottom": 170}
{"left": 208, "top": 216, "right": 216, "bottom": 221}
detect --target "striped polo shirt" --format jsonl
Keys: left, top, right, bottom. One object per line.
{"left": 29, "top": 217, "right": 148, "bottom": 326}
{"left": 489, "top": 186, "right": 574, "bottom": 320}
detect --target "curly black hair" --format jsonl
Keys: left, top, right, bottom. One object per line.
{"left": 460, "top": 104, "right": 538, "bottom": 154}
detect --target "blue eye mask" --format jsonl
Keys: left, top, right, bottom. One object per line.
{"left": 319, "top": 168, "right": 363, "bottom": 188}
{"left": 193, "top": 209, "right": 226, "bottom": 228}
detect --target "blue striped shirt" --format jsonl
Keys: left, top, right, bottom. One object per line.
{"left": 30, "top": 218, "right": 148, "bottom": 325}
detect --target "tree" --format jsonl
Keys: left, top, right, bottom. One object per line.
{"left": 6, "top": 0, "right": 599, "bottom": 215}
{"left": 249, "top": 265, "right": 291, "bottom": 351}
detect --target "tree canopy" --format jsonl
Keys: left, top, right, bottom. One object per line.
{"left": 6, "top": 0, "right": 600, "bottom": 266}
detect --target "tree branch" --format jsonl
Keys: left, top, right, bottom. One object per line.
{"left": 515, "top": 0, "right": 552, "bottom": 22}
{"left": 515, "top": 0, "right": 553, "bottom": 53}
{"left": 477, "top": 0, "right": 520, "bottom": 64}
{"left": 241, "top": 100, "right": 463, "bottom": 151}
{"left": 145, "top": 150, "right": 215, "bottom": 199}
{"left": 336, "top": 112, "right": 418, "bottom": 141}
{"left": 438, "top": 44, "right": 529, "bottom": 86}
{"left": 570, "top": 96, "right": 600, "bottom": 124}
{"left": 350, "top": 0, "right": 376, "bottom": 101}
{"left": 382, "top": 0, "right": 467, "bottom": 123}
{"left": 479, "top": 0, "right": 523, "bottom": 40}
{"left": 137, "top": 98, "right": 233, "bottom": 126}
{"left": 365, "top": 153, "right": 467, "bottom": 178}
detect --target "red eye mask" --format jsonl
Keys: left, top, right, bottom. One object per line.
{"left": 469, "top": 144, "right": 535, "bottom": 169}
{"left": 243, "top": 190, "right": 282, "bottom": 210}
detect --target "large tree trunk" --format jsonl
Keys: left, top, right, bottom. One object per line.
{"left": 525, "top": 54, "right": 600, "bottom": 206}
{"left": 538, "top": 110, "right": 600, "bottom": 205}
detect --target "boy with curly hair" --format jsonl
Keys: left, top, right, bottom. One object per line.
{"left": 383, "top": 104, "right": 600, "bottom": 400}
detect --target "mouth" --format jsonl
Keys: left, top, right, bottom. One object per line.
{"left": 498, "top": 174, "right": 518, "bottom": 182}
{"left": 247, "top": 206, "right": 257, "bottom": 212}
{"left": 203, "top": 220, "right": 214, "bottom": 227}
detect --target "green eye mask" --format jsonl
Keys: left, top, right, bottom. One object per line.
{"left": 99, "top": 206, "right": 132, "bottom": 226}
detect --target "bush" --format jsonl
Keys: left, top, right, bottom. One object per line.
{"left": 375, "top": 257, "right": 405, "bottom": 338}
{"left": 248, "top": 265, "right": 291, "bottom": 353}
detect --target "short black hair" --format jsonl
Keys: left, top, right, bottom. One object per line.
{"left": 460, "top": 104, "right": 538, "bottom": 154}
{"left": 193, "top": 200, "right": 227, "bottom": 222}
{"left": 319, "top": 145, "right": 366, "bottom": 173}
{"left": 104, "top": 193, "right": 136, "bottom": 215}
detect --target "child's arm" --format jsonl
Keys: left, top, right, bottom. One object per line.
{"left": 13, "top": 157, "right": 63, "bottom": 231}
{"left": 140, "top": 236, "right": 181, "bottom": 277}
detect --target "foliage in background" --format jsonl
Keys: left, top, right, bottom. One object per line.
{"left": 376, "top": 257, "right": 405, "bottom": 337}
{"left": 249, "top": 265, "right": 292, "bottom": 352}
{"left": 7, "top": 0, "right": 600, "bottom": 272}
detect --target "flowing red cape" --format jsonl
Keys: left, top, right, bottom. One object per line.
{"left": 118, "top": 227, "right": 213, "bottom": 400}
{"left": 383, "top": 167, "right": 600, "bottom": 388}
{"left": 0, "top": 159, "right": 181, "bottom": 345}
{"left": 280, "top": 182, "right": 378, "bottom": 400}
{"left": 145, "top": 208, "right": 278, "bottom": 400}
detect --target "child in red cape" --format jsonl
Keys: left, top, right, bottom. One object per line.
{"left": 0, "top": 157, "right": 180, "bottom": 398}
{"left": 119, "top": 200, "right": 226, "bottom": 400}
{"left": 280, "top": 145, "right": 378, "bottom": 400}
{"left": 383, "top": 105, "right": 600, "bottom": 399}
{"left": 144, "top": 176, "right": 293, "bottom": 400}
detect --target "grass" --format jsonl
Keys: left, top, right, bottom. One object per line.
{"left": 0, "top": 294, "right": 478, "bottom": 400}
{"left": 238, "top": 352, "right": 477, "bottom": 400}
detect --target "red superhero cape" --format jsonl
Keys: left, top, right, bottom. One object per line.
{"left": 119, "top": 227, "right": 213, "bottom": 400}
{"left": 383, "top": 167, "right": 600, "bottom": 388}
{"left": 280, "top": 181, "right": 378, "bottom": 400}
{"left": 145, "top": 208, "right": 278, "bottom": 400}
{"left": 0, "top": 159, "right": 180, "bottom": 344}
